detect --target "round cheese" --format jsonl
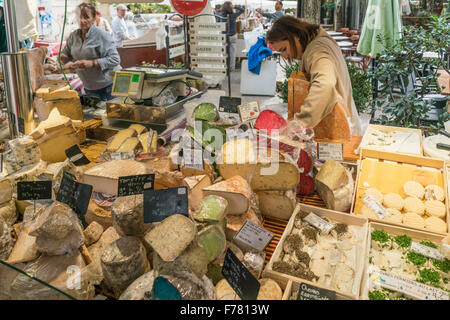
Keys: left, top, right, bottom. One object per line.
{"left": 402, "top": 212, "right": 425, "bottom": 229}
{"left": 384, "top": 208, "right": 403, "bottom": 224}
{"left": 403, "top": 197, "right": 425, "bottom": 215}
{"left": 403, "top": 181, "right": 425, "bottom": 199}
{"left": 364, "top": 188, "right": 383, "bottom": 203}
{"left": 424, "top": 216, "right": 447, "bottom": 233}
{"left": 383, "top": 193, "right": 404, "bottom": 211}
{"left": 424, "top": 185, "right": 445, "bottom": 202}
{"left": 424, "top": 200, "right": 446, "bottom": 219}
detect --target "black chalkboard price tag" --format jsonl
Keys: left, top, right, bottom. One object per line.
{"left": 219, "top": 96, "right": 242, "bottom": 113}
{"left": 56, "top": 172, "right": 93, "bottom": 224}
{"left": 17, "top": 181, "right": 52, "bottom": 201}
{"left": 222, "top": 248, "right": 260, "bottom": 300}
{"left": 143, "top": 187, "right": 189, "bottom": 223}
{"left": 118, "top": 174, "right": 155, "bottom": 197}
{"left": 65, "top": 145, "right": 91, "bottom": 166}
{"left": 297, "top": 282, "right": 336, "bottom": 300}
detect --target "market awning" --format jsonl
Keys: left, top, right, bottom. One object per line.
{"left": 357, "top": 0, "right": 402, "bottom": 57}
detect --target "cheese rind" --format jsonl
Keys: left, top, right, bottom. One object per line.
{"left": 0, "top": 180, "right": 13, "bottom": 205}
{"left": 0, "top": 200, "right": 18, "bottom": 227}
{"left": 143, "top": 214, "right": 197, "bottom": 262}
{"left": 184, "top": 175, "right": 212, "bottom": 212}
{"left": 315, "top": 160, "right": 354, "bottom": 212}
{"left": 153, "top": 245, "right": 209, "bottom": 279}
{"left": 111, "top": 194, "right": 145, "bottom": 237}
{"left": 101, "top": 236, "right": 149, "bottom": 297}
{"left": 257, "top": 190, "right": 296, "bottom": 220}
{"left": 129, "top": 124, "right": 147, "bottom": 135}
{"left": 83, "top": 221, "right": 104, "bottom": 246}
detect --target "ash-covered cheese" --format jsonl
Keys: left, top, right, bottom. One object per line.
{"left": 119, "top": 270, "right": 155, "bottom": 300}
{"left": 101, "top": 236, "right": 149, "bottom": 297}
{"left": 111, "top": 194, "right": 145, "bottom": 237}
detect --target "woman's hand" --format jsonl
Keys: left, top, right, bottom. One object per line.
{"left": 63, "top": 61, "right": 76, "bottom": 70}
{"left": 73, "top": 60, "right": 95, "bottom": 69}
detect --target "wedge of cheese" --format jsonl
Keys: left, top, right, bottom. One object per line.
{"left": 129, "top": 124, "right": 147, "bottom": 135}
{"left": 36, "top": 87, "right": 79, "bottom": 101}
{"left": 183, "top": 175, "right": 212, "bottom": 212}
{"left": 218, "top": 139, "right": 300, "bottom": 191}
{"left": 225, "top": 208, "right": 262, "bottom": 241}
{"left": 106, "top": 128, "right": 138, "bottom": 152}
{"left": 37, "top": 131, "right": 80, "bottom": 163}
{"left": 30, "top": 108, "right": 72, "bottom": 140}
{"left": 257, "top": 190, "right": 296, "bottom": 220}
{"left": 116, "top": 137, "right": 141, "bottom": 153}
{"left": 82, "top": 160, "right": 148, "bottom": 196}
{"left": 138, "top": 130, "right": 158, "bottom": 154}
{"left": 202, "top": 176, "right": 251, "bottom": 215}
{"left": 315, "top": 160, "right": 354, "bottom": 212}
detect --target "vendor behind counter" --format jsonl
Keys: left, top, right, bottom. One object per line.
{"left": 61, "top": 3, "right": 121, "bottom": 101}
{"left": 266, "top": 16, "right": 362, "bottom": 136}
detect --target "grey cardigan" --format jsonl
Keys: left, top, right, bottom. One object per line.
{"left": 62, "top": 25, "right": 121, "bottom": 90}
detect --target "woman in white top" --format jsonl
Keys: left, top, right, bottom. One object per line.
{"left": 95, "top": 10, "right": 112, "bottom": 34}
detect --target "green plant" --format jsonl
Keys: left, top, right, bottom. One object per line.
{"left": 278, "top": 61, "right": 301, "bottom": 103}
{"left": 347, "top": 61, "right": 373, "bottom": 113}
{"left": 322, "top": 1, "right": 336, "bottom": 12}
{"left": 370, "top": 13, "right": 449, "bottom": 128}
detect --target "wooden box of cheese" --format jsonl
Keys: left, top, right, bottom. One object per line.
{"left": 358, "top": 124, "right": 423, "bottom": 156}
{"left": 351, "top": 149, "right": 449, "bottom": 235}
{"left": 282, "top": 280, "right": 353, "bottom": 300}
{"left": 262, "top": 203, "right": 369, "bottom": 300}
{"left": 360, "top": 222, "right": 449, "bottom": 300}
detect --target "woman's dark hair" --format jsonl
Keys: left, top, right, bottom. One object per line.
{"left": 79, "top": 3, "right": 97, "bottom": 19}
{"left": 221, "top": 1, "right": 233, "bottom": 15}
{"left": 266, "top": 15, "right": 320, "bottom": 59}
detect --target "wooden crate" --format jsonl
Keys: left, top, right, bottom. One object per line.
{"left": 351, "top": 148, "right": 449, "bottom": 235}
{"left": 361, "top": 222, "right": 449, "bottom": 300}
{"left": 281, "top": 280, "right": 353, "bottom": 300}
{"left": 262, "top": 203, "right": 369, "bottom": 300}
{"left": 358, "top": 124, "right": 423, "bottom": 156}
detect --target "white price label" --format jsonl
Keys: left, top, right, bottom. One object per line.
{"left": 169, "top": 45, "right": 185, "bottom": 58}
{"left": 304, "top": 213, "right": 335, "bottom": 234}
{"left": 410, "top": 242, "right": 444, "bottom": 261}
{"left": 234, "top": 220, "right": 274, "bottom": 251}
{"left": 238, "top": 101, "right": 260, "bottom": 123}
{"left": 363, "top": 195, "right": 389, "bottom": 219}
{"left": 317, "top": 142, "right": 344, "bottom": 161}
{"left": 189, "top": 23, "right": 226, "bottom": 32}
{"left": 190, "top": 45, "right": 226, "bottom": 54}
{"left": 168, "top": 34, "right": 185, "bottom": 46}
{"left": 111, "top": 151, "right": 135, "bottom": 161}
{"left": 369, "top": 267, "right": 449, "bottom": 300}
{"left": 183, "top": 148, "right": 204, "bottom": 171}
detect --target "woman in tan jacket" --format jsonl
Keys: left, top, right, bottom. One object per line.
{"left": 267, "top": 16, "right": 362, "bottom": 136}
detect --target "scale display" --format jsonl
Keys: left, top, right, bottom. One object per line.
{"left": 113, "top": 73, "right": 132, "bottom": 95}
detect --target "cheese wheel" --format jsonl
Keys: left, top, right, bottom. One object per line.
{"left": 403, "top": 181, "right": 425, "bottom": 199}
{"left": 383, "top": 193, "right": 404, "bottom": 211}
{"left": 384, "top": 208, "right": 403, "bottom": 224}
{"left": 424, "top": 200, "right": 446, "bottom": 219}
{"left": 403, "top": 197, "right": 425, "bottom": 215}
{"left": 402, "top": 212, "right": 425, "bottom": 229}
{"left": 424, "top": 216, "right": 447, "bottom": 233}
{"left": 424, "top": 185, "right": 445, "bottom": 202}
{"left": 364, "top": 188, "right": 383, "bottom": 203}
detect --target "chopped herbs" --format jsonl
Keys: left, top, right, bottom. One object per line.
{"left": 432, "top": 258, "right": 450, "bottom": 273}
{"left": 369, "top": 290, "right": 387, "bottom": 300}
{"left": 369, "top": 256, "right": 373, "bottom": 264}
{"left": 394, "top": 235, "right": 412, "bottom": 248}
{"left": 417, "top": 268, "right": 441, "bottom": 285}
{"left": 371, "top": 230, "right": 391, "bottom": 243}
{"left": 419, "top": 240, "right": 438, "bottom": 249}
{"left": 407, "top": 252, "right": 427, "bottom": 268}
